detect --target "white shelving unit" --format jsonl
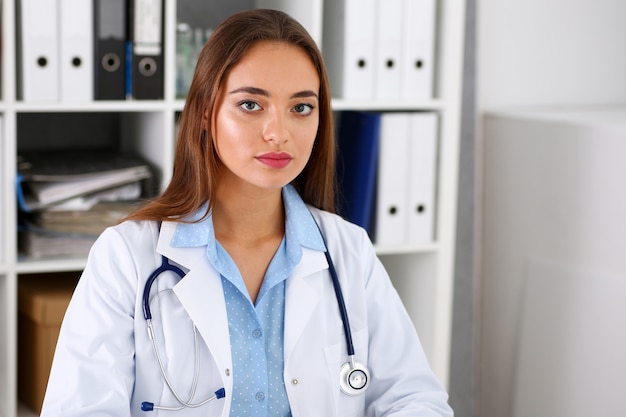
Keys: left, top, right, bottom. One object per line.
{"left": 0, "top": 1, "right": 465, "bottom": 415}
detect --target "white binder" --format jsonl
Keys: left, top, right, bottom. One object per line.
{"left": 374, "top": 0, "right": 403, "bottom": 100}
{"left": 407, "top": 112, "right": 438, "bottom": 245}
{"left": 323, "top": 0, "right": 376, "bottom": 100}
{"left": 18, "top": 0, "right": 59, "bottom": 101}
{"left": 400, "top": 0, "right": 437, "bottom": 100}
{"left": 59, "top": 0, "right": 94, "bottom": 101}
{"left": 256, "top": 0, "right": 323, "bottom": 46}
{"left": 374, "top": 113, "right": 410, "bottom": 246}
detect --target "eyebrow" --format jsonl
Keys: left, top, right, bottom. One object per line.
{"left": 229, "top": 86, "right": 319, "bottom": 100}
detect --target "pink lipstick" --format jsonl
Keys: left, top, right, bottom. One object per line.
{"left": 256, "top": 152, "right": 293, "bottom": 169}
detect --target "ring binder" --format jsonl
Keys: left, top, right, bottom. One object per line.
{"left": 129, "top": 0, "right": 165, "bottom": 100}
{"left": 59, "top": 0, "right": 94, "bottom": 101}
{"left": 94, "top": 0, "right": 127, "bottom": 100}
{"left": 17, "top": 0, "right": 60, "bottom": 101}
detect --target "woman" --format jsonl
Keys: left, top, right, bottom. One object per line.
{"left": 42, "top": 9, "right": 453, "bottom": 417}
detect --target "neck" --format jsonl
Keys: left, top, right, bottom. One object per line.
{"left": 212, "top": 184, "right": 285, "bottom": 244}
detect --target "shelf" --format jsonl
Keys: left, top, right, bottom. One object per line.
{"left": 15, "top": 257, "right": 88, "bottom": 274}
{"left": 0, "top": 100, "right": 174, "bottom": 113}
{"left": 331, "top": 98, "right": 445, "bottom": 112}
{"left": 0, "top": 1, "right": 464, "bottom": 415}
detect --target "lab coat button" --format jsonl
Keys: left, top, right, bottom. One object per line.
{"left": 291, "top": 378, "right": 299, "bottom": 385}
{"left": 225, "top": 368, "right": 231, "bottom": 376}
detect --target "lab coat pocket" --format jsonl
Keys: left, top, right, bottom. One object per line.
{"left": 323, "top": 328, "right": 368, "bottom": 417}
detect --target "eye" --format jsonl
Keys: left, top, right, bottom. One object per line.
{"left": 239, "top": 100, "right": 261, "bottom": 112}
{"left": 293, "top": 103, "right": 314, "bottom": 115}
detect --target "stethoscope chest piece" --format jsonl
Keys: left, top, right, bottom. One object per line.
{"left": 339, "top": 360, "right": 370, "bottom": 396}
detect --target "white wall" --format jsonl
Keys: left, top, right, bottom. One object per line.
{"left": 476, "top": 1, "right": 626, "bottom": 417}
{"left": 478, "top": 0, "right": 626, "bottom": 109}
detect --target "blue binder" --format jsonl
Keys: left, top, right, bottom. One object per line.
{"left": 335, "top": 111, "right": 381, "bottom": 234}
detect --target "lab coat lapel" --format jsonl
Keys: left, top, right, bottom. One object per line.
{"left": 156, "top": 221, "right": 232, "bottom": 374}
{"left": 284, "top": 247, "right": 328, "bottom": 361}
{"left": 155, "top": 222, "right": 329, "bottom": 372}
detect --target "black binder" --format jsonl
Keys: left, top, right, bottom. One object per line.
{"left": 128, "top": 0, "right": 164, "bottom": 100}
{"left": 94, "top": 0, "right": 127, "bottom": 100}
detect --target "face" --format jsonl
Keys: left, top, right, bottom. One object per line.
{"left": 211, "top": 40, "right": 320, "bottom": 193}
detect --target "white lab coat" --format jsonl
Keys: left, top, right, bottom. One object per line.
{"left": 41, "top": 207, "right": 453, "bottom": 417}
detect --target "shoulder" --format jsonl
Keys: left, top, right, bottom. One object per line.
{"left": 90, "top": 219, "right": 160, "bottom": 261}
{"left": 79, "top": 219, "right": 164, "bottom": 295}
{"left": 307, "top": 207, "right": 376, "bottom": 262}
{"left": 308, "top": 207, "right": 367, "bottom": 238}
{"left": 112, "top": 218, "right": 159, "bottom": 237}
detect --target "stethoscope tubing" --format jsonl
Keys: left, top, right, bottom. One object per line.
{"left": 323, "top": 247, "right": 356, "bottom": 357}
{"left": 143, "top": 255, "right": 185, "bottom": 321}
{"left": 143, "top": 251, "right": 357, "bottom": 358}
{"left": 143, "top": 223, "right": 358, "bottom": 357}
{"left": 141, "top": 215, "right": 369, "bottom": 410}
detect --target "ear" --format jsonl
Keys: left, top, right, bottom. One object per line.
{"left": 202, "top": 107, "right": 209, "bottom": 131}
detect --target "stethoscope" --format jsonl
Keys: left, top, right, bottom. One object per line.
{"left": 140, "top": 219, "right": 370, "bottom": 412}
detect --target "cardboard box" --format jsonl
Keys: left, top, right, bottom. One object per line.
{"left": 18, "top": 272, "right": 79, "bottom": 414}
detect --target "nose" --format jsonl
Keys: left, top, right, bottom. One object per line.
{"left": 262, "top": 111, "right": 289, "bottom": 145}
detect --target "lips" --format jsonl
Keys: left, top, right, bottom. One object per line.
{"left": 256, "top": 152, "right": 293, "bottom": 169}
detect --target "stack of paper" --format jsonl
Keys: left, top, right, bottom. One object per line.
{"left": 16, "top": 149, "right": 152, "bottom": 212}
{"left": 19, "top": 202, "right": 138, "bottom": 258}
{"left": 16, "top": 149, "right": 152, "bottom": 258}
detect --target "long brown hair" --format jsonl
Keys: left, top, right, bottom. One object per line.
{"left": 125, "top": 9, "right": 335, "bottom": 223}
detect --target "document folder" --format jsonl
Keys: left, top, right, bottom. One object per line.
{"left": 373, "top": 113, "right": 410, "bottom": 246}
{"left": 255, "top": 0, "right": 323, "bottom": 46}
{"left": 335, "top": 111, "right": 381, "bottom": 234}
{"left": 401, "top": 0, "right": 437, "bottom": 100}
{"left": 323, "top": 0, "right": 376, "bottom": 100}
{"left": 17, "top": 0, "right": 59, "bottom": 101}
{"left": 374, "top": 0, "right": 403, "bottom": 100}
{"left": 129, "top": 0, "right": 164, "bottom": 100}
{"left": 407, "top": 112, "right": 438, "bottom": 245}
{"left": 59, "top": 0, "right": 94, "bottom": 101}
{"left": 16, "top": 149, "right": 152, "bottom": 212}
{"left": 94, "top": 0, "right": 127, "bottom": 100}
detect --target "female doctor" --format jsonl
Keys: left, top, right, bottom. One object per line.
{"left": 41, "top": 8, "right": 453, "bottom": 417}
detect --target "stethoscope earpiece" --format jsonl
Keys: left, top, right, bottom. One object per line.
{"left": 339, "top": 358, "right": 370, "bottom": 396}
